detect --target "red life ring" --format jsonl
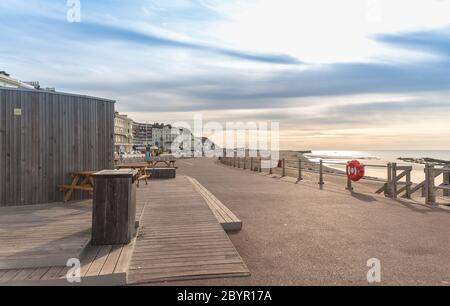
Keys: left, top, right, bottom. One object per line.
{"left": 346, "top": 160, "right": 365, "bottom": 182}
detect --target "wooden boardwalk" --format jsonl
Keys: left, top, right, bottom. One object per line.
{"left": 0, "top": 242, "right": 134, "bottom": 286}
{"left": 0, "top": 196, "right": 147, "bottom": 285}
{"left": 0, "top": 175, "right": 248, "bottom": 285}
{"left": 0, "top": 201, "right": 92, "bottom": 270}
{"left": 127, "top": 176, "right": 249, "bottom": 284}
{"left": 187, "top": 177, "right": 242, "bottom": 231}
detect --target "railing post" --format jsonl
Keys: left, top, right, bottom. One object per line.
{"left": 385, "top": 163, "right": 392, "bottom": 197}
{"left": 392, "top": 163, "right": 398, "bottom": 199}
{"left": 282, "top": 158, "right": 286, "bottom": 177}
{"left": 346, "top": 176, "right": 353, "bottom": 191}
{"left": 346, "top": 161, "right": 353, "bottom": 191}
{"left": 405, "top": 168, "right": 412, "bottom": 199}
{"left": 425, "top": 164, "right": 437, "bottom": 205}
{"left": 297, "top": 159, "right": 303, "bottom": 181}
{"left": 444, "top": 170, "right": 450, "bottom": 197}
{"left": 319, "top": 160, "right": 324, "bottom": 189}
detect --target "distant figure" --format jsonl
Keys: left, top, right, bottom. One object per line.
{"left": 145, "top": 144, "right": 152, "bottom": 162}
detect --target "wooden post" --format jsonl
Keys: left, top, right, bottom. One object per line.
{"left": 238, "top": 157, "right": 241, "bottom": 168}
{"left": 425, "top": 164, "right": 437, "bottom": 205}
{"left": 259, "top": 158, "right": 262, "bottom": 173}
{"left": 405, "top": 169, "right": 412, "bottom": 199}
{"left": 345, "top": 162, "right": 354, "bottom": 191}
{"left": 424, "top": 164, "right": 429, "bottom": 201}
{"left": 234, "top": 156, "right": 236, "bottom": 167}
{"left": 297, "top": 159, "right": 303, "bottom": 181}
{"left": 443, "top": 170, "right": 450, "bottom": 197}
{"left": 386, "top": 163, "right": 392, "bottom": 197}
{"left": 250, "top": 157, "right": 253, "bottom": 172}
{"left": 392, "top": 163, "right": 398, "bottom": 199}
{"left": 282, "top": 158, "right": 286, "bottom": 177}
{"left": 319, "top": 160, "right": 324, "bottom": 189}
{"left": 92, "top": 170, "right": 137, "bottom": 245}
{"left": 269, "top": 160, "right": 273, "bottom": 175}
{"left": 346, "top": 176, "right": 354, "bottom": 192}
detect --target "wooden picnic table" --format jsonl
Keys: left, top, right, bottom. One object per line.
{"left": 146, "top": 158, "right": 176, "bottom": 168}
{"left": 116, "top": 164, "right": 150, "bottom": 187}
{"left": 58, "top": 171, "right": 95, "bottom": 202}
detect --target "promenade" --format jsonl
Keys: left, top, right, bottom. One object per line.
{"left": 172, "top": 158, "right": 450, "bottom": 285}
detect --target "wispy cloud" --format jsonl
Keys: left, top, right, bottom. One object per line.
{"left": 1, "top": 0, "right": 450, "bottom": 149}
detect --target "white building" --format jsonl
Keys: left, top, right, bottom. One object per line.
{"left": 0, "top": 71, "right": 35, "bottom": 89}
{"left": 114, "top": 112, "right": 134, "bottom": 153}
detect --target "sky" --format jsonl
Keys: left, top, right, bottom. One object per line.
{"left": 1, "top": 0, "right": 450, "bottom": 150}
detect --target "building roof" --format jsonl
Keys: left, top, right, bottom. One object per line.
{"left": 0, "top": 86, "right": 116, "bottom": 103}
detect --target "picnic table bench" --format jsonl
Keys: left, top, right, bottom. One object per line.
{"left": 116, "top": 164, "right": 150, "bottom": 187}
{"left": 58, "top": 171, "right": 95, "bottom": 202}
{"left": 146, "top": 157, "right": 176, "bottom": 168}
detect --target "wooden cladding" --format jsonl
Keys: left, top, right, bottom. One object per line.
{"left": 0, "top": 88, "right": 115, "bottom": 206}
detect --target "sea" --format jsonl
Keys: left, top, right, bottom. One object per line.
{"left": 304, "top": 150, "right": 450, "bottom": 183}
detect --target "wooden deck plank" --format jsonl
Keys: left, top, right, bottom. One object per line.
{"left": 100, "top": 245, "right": 124, "bottom": 275}
{"left": 187, "top": 177, "right": 242, "bottom": 231}
{"left": 85, "top": 245, "right": 112, "bottom": 277}
{"left": 0, "top": 200, "right": 92, "bottom": 269}
{"left": 127, "top": 176, "right": 249, "bottom": 284}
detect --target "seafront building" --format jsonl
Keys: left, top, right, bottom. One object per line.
{"left": 129, "top": 120, "right": 193, "bottom": 153}
{"left": 114, "top": 112, "right": 134, "bottom": 153}
{"left": 131, "top": 121, "right": 153, "bottom": 150}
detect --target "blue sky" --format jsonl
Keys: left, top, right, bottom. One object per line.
{"left": 1, "top": 0, "right": 450, "bottom": 149}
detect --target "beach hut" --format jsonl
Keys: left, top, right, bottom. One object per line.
{"left": 0, "top": 87, "right": 115, "bottom": 206}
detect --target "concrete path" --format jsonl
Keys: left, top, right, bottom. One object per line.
{"left": 169, "top": 158, "right": 450, "bottom": 286}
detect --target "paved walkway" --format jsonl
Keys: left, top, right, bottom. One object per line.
{"left": 172, "top": 158, "right": 450, "bottom": 285}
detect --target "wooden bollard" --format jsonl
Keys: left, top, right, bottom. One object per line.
{"left": 238, "top": 157, "right": 241, "bottom": 168}
{"left": 282, "top": 158, "right": 286, "bottom": 177}
{"left": 243, "top": 157, "right": 247, "bottom": 170}
{"left": 250, "top": 157, "right": 253, "bottom": 171}
{"left": 297, "top": 159, "right": 303, "bottom": 181}
{"left": 319, "top": 160, "right": 324, "bottom": 189}
{"left": 259, "top": 158, "right": 262, "bottom": 173}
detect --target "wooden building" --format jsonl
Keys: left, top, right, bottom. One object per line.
{"left": 0, "top": 87, "right": 115, "bottom": 206}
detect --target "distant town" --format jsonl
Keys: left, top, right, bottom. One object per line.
{"left": 1, "top": 70, "right": 215, "bottom": 158}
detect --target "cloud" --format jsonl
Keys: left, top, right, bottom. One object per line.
{"left": 1, "top": 0, "right": 450, "bottom": 149}
{"left": 374, "top": 27, "right": 450, "bottom": 57}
